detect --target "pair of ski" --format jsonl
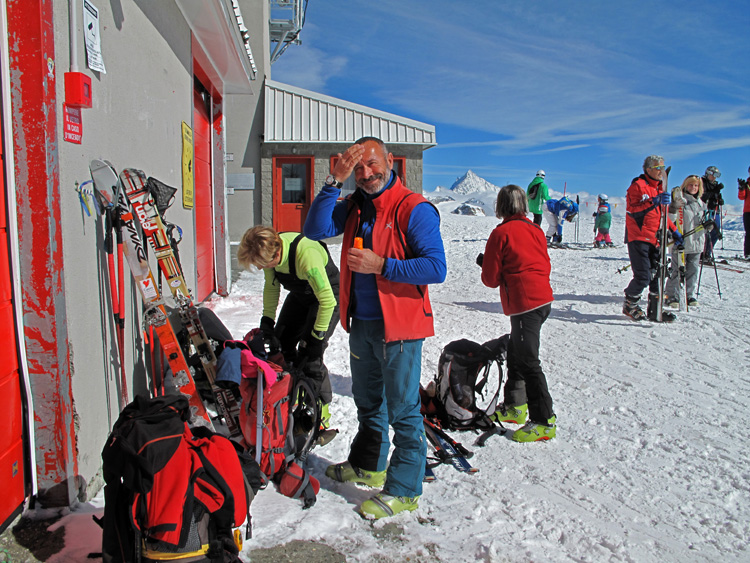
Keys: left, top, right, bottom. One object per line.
{"left": 423, "top": 418, "right": 477, "bottom": 481}
{"left": 89, "top": 160, "right": 241, "bottom": 438}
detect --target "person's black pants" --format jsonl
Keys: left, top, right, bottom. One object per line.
{"left": 744, "top": 212, "right": 750, "bottom": 257}
{"left": 504, "top": 304, "right": 553, "bottom": 423}
{"left": 624, "top": 240, "right": 659, "bottom": 297}
{"left": 532, "top": 213, "right": 543, "bottom": 225}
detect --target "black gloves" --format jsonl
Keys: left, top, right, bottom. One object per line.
{"left": 302, "top": 331, "right": 325, "bottom": 361}
{"left": 717, "top": 195, "right": 724, "bottom": 206}
{"left": 259, "top": 316, "right": 281, "bottom": 354}
{"left": 476, "top": 253, "right": 484, "bottom": 267}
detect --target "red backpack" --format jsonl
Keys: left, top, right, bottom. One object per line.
{"left": 100, "top": 395, "right": 259, "bottom": 563}
{"left": 218, "top": 332, "right": 321, "bottom": 508}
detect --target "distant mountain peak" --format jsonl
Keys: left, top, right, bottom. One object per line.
{"left": 450, "top": 170, "right": 500, "bottom": 194}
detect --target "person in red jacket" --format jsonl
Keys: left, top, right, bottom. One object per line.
{"left": 623, "top": 155, "right": 682, "bottom": 322}
{"left": 479, "top": 184, "right": 556, "bottom": 442}
{"left": 739, "top": 166, "right": 750, "bottom": 259}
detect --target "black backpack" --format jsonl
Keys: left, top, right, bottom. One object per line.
{"left": 99, "top": 394, "right": 261, "bottom": 563}
{"left": 422, "top": 336, "right": 509, "bottom": 431}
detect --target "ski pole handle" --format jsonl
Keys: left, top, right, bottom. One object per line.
{"left": 354, "top": 237, "right": 364, "bottom": 249}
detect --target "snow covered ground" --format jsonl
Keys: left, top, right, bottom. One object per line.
{"left": 204, "top": 194, "right": 750, "bottom": 562}
{"left": 45, "top": 188, "right": 750, "bottom": 562}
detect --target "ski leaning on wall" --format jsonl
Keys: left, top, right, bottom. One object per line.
{"left": 119, "top": 167, "right": 242, "bottom": 439}
{"left": 89, "top": 159, "right": 214, "bottom": 429}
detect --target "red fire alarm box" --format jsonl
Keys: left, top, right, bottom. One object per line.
{"left": 64, "top": 72, "right": 92, "bottom": 108}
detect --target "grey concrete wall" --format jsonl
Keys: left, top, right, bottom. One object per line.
{"left": 225, "top": 0, "right": 269, "bottom": 244}
{"left": 53, "top": 1, "right": 195, "bottom": 497}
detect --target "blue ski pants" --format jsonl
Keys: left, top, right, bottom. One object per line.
{"left": 347, "top": 318, "right": 426, "bottom": 498}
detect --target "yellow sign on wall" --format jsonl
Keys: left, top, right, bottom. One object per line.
{"left": 181, "top": 121, "right": 194, "bottom": 209}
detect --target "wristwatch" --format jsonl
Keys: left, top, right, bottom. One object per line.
{"left": 324, "top": 175, "right": 343, "bottom": 189}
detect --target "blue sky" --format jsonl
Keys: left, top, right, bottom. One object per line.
{"left": 270, "top": 1, "right": 749, "bottom": 208}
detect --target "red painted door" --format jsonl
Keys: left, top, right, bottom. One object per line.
{"left": 0, "top": 106, "right": 27, "bottom": 530}
{"left": 193, "top": 82, "right": 215, "bottom": 301}
{"left": 273, "top": 156, "right": 313, "bottom": 232}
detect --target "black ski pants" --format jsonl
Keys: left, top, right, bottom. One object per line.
{"left": 624, "top": 240, "right": 660, "bottom": 298}
{"left": 275, "top": 290, "right": 339, "bottom": 403}
{"left": 504, "top": 303, "right": 553, "bottom": 423}
{"left": 744, "top": 211, "right": 750, "bottom": 257}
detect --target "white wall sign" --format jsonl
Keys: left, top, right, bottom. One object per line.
{"left": 83, "top": 0, "right": 106, "bottom": 73}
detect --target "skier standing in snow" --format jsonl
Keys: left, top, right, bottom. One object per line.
{"left": 304, "top": 137, "right": 447, "bottom": 519}
{"left": 236, "top": 226, "right": 339, "bottom": 430}
{"left": 701, "top": 166, "right": 724, "bottom": 259}
{"left": 738, "top": 166, "right": 750, "bottom": 259}
{"left": 527, "top": 170, "right": 550, "bottom": 225}
{"left": 478, "top": 184, "right": 556, "bottom": 442}
{"left": 593, "top": 194, "right": 613, "bottom": 248}
{"left": 664, "top": 176, "right": 706, "bottom": 308}
{"left": 622, "top": 155, "right": 682, "bottom": 322}
{"left": 543, "top": 195, "right": 578, "bottom": 244}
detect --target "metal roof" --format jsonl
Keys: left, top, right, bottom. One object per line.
{"left": 264, "top": 79, "right": 436, "bottom": 147}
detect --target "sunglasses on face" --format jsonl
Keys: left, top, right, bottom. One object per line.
{"left": 650, "top": 165, "right": 666, "bottom": 170}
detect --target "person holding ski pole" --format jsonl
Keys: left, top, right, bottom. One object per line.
{"left": 527, "top": 170, "right": 550, "bottom": 225}
{"left": 236, "top": 226, "right": 339, "bottom": 432}
{"left": 478, "top": 184, "right": 556, "bottom": 442}
{"left": 738, "top": 166, "right": 750, "bottom": 260}
{"left": 593, "top": 194, "right": 613, "bottom": 248}
{"left": 664, "top": 176, "right": 706, "bottom": 309}
{"left": 622, "top": 155, "right": 682, "bottom": 322}
{"left": 701, "top": 166, "right": 724, "bottom": 261}
{"left": 304, "top": 136, "right": 447, "bottom": 519}
{"left": 543, "top": 195, "right": 578, "bottom": 244}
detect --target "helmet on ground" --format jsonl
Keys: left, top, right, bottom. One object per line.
{"left": 705, "top": 166, "right": 720, "bottom": 178}
{"left": 536, "top": 170, "right": 545, "bottom": 178}
{"left": 598, "top": 193, "right": 608, "bottom": 201}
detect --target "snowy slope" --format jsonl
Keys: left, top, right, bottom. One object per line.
{"left": 203, "top": 199, "right": 750, "bottom": 562}
{"left": 47, "top": 192, "right": 749, "bottom": 562}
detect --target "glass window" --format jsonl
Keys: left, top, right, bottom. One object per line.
{"left": 282, "top": 163, "right": 306, "bottom": 203}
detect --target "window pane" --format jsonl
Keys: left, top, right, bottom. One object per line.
{"left": 282, "top": 163, "right": 306, "bottom": 203}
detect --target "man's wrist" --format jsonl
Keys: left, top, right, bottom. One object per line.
{"left": 380, "top": 257, "right": 388, "bottom": 276}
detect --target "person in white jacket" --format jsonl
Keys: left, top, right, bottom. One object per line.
{"left": 665, "top": 175, "right": 707, "bottom": 308}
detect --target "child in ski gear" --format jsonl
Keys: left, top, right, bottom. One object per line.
{"left": 623, "top": 155, "right": 680, "bottom": 322}
{"left": 480, "top": 184, "right": 556, "bottom": 442}
{"left": 701, "top": 166, "right": 724, "bottom": 252}
{"left": 237, "top": 226, "right": 339, "bottom": 428}
{"left": 527, "top": 170, "right": 550, "bottom": 226}
{"left": 544, "top": 196, "right": 579, "bottom": 243}
{"left": 739, "top": 167, "right": 750, "bottom": 259}
{"left": 304, "top": 137, "right": 447, "bottom": 518}
{"left": 593, "top": 193, "right": 613, "bottom": 248}
{"left": 664, "top": 176, "right": 706, "bottom": 308}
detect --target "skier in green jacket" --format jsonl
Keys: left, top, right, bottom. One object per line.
{"left": 527, "top": 170, "right": 550, "bottom": 225}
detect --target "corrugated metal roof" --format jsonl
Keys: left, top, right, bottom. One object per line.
{"left": 265, "top": 79, "right": 436, "bottom": 147}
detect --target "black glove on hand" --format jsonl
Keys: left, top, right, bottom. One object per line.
{"left": 303, "top": 331, "right": 325, "bottom": 361}
{"left": 717, "top": 195, "right": 724, "bottom": 206}
{"left": 259, "top": 316, "right": 281, "bottom": 354}
{"left": 476, "top": 253, "right": 484, "bottom": 267}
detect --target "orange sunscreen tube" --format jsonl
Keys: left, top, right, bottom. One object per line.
{"left": 354, "top": 237, "right": 364, "bottom": 249}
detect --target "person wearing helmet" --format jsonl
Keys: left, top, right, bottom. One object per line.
{"left": 527, "top": 170, "right": 550, "bottom": 225}
{"left": 593, "top": 194, "right": 613, "bottom": 248}
{"left": 543, "top": 195, "right": 578, "bottom": 244}
{"left": 701, "top": 166, "right": 724, "bottom": 257}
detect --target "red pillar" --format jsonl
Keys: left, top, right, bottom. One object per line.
{"left": 7, "top": 0, "right": 78, "bottom": 506}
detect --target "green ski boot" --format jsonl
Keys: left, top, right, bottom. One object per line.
{"left": 358, "top": 493, "right": 419, "bottom": 520}
{"left": 491, "top": 403, "right": 528, "bottom": 424}
{"left": 511, "top": 415, "right": 556, "bottom": 442}
{"left": 325, "top": 461, "right": 386, "bottom": 488}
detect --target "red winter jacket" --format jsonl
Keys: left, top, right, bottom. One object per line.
{"left": 481, "top": 215, "right": 554, "bottom": 316}
{"left": 625, "top": 174, "right": 676, "bottom": 245}
{"left": 340, "top": 179, "right": 436, "bottom": 342}
{"left": 739, "top": 177, "right": 750, "bottom": 213}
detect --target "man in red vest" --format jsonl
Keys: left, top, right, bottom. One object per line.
{"left": 304, "top": 137, "right": 446, "bottom": 519}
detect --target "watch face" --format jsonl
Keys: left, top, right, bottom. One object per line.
{"left": 325, "top": 175, "right": 336, "bottom": 185}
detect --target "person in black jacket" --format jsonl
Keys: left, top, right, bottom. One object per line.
{"left": 701, "top": 165, "right": 724, "bottom": 258}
